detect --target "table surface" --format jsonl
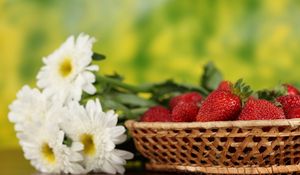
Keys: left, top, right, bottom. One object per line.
{"left": 0, "top": 149, "right": 174, "bottom": 175}
{"left": 1, "top": 150, "right": 298, "bottom": 175}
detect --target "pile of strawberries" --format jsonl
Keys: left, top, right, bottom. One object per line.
{"left": 140, "top": 80, "right": 300, "bottom": 122}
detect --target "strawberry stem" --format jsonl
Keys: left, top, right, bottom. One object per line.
{"left": 232, "top": 79, "right": 253, "bottom": 105}
{"left": 96, "top": 75, "right": 153, "bottom": 93}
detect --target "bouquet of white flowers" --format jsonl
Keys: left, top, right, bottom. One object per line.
{"left": 8, "top": 34, "right": 135, "bottom": 174}
{"left": 9, "top": 33, "right": 212, "bottom": 174}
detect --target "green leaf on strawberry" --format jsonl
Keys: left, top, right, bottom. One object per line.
{"left": 255, "top": 84, "right": 287, "bottom": 102}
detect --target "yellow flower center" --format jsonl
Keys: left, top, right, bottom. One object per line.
{"left": 80, "top": 133, "right": 96, "bottom": 156}
{"left": 59, "top": 58, "right": 73, "bottom": 77}
{"left": 41, "top": 143, "right": 56, "bottom": 163}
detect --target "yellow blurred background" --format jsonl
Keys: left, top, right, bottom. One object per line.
{"left": 1, "top": 0, "right": 300, "bottom": 150}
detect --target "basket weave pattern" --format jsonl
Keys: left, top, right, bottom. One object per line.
{"left": 125, "top": 119, "right": 300, "bottom": 174}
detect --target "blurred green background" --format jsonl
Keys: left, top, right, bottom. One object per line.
{"left": 1, "top": 0, "right": 300, "bottom": 150}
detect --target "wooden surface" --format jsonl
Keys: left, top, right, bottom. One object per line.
{"left": 1, "top": 149, "right": 298, "bottom": 175}
{"left": 0, "top": 149, "right": 173, "bottom": 175}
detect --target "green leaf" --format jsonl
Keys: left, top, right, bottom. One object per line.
{"left": 149, "top": 79, "right": 209, "bottom": 105}
{"left": 92, "top": 52, "right": 106, "bottom": 61}
{"left": 231, "top": 79, "right": 253, "bottom": 104}
{"left": 130, "top": 107, "right": 148, "bottom": 116}
{"left": 63, "top": 134, "right": 73, "bottom": 147}
{"left": 101, "top": 97, "right": 135, "bottom": 117}
{"left": 255, "top": 84, "right": 287, "bottom": 102}
{"left": 200, "top": 62, "right": 223, "bottom": 92}
{"left": 114, "top": 93, "right": 156, "bottom": 107}
{"left": 96, "top": 75, "right": 152, "bottom": 93}
{"left": 105, "top": 72, "right": 124, "bottom": 81}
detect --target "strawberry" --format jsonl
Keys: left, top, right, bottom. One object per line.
{"left": 238, "top": 98, "right": 285, "bottom": 120}
{"left": 169, "top": 92, "right": 202, "bottom": 110}
{"left": 276, "top": 95, "right": 300, "bottom": 118}
{"left": 171, "top": 102, "right": 199, "bottom": 122}
{"left": 283, "top": 84, "right": 300, "bottom": 95}
{"left": 140, "top": 106, "right": 171, "bottom": 122}
{"left": 287, "top": 107, "right": 300, "bottom": 119}
{"left": 196, "top": 90, "right": 241, "bottom": 122}
{"left": 217, "top": 80, "right": 233, "bottom": 92}
{"left": 196, "top": 79, "right": 252, "bottom": 122}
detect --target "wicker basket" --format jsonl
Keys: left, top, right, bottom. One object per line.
{"left": 125, "top": 119, "right": 300, "bottom": 174}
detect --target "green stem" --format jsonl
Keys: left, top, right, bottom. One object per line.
{"left": 96, "top": 75, "right": 210, "bottom": 96}
{"left": 96, "top": 75, "right": 153, "bottom": 93}
{"left": 131, "top": 107, "right": 148, "bottom": 115}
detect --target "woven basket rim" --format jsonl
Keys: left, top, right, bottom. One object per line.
{"left": 125, "top": 119, "right": 300, "bottom": 129}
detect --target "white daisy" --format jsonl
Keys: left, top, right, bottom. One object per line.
{"left": 37, "top": 33, "right": 99, "bottom": 104}
{"left": 18, "top": 120, "right": 86, "bottom": 174}
{"left": 8, "top": 85, "right": 53, "bottom": 132}
{"left": 63, "top": 99, "right": 134, "bottom": 174}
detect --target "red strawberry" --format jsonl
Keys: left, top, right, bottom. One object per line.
{"left": 140, "top": 106, "right": 171, "bottom": 122}
{"left": 276, "top": 95, "right": 300, "bottom": 118}
{"left": 196, "top": 90, "right": 241, "bottom": 122}
{"left": 284, "top": 84, "right": 300, "bottom": 95}
{"left": 287, "top": 107, "right": 300, "bottom": 119}
{"left": 277, "top": 95, "right": 300, "bottom": 110}
{"left": 169, "top": 92, "right": 202, "bottom": 110}
{"left": 217, "top": 80, "right": 233, "bottom": 92}
{"left": 171, "top": 102, "right": 199, "bottom": 122}
{"left": 238, "top": 98, "right": 285, "bottom": 120}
